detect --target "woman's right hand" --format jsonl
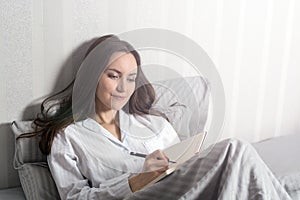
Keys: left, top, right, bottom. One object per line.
{"left": 128, "top": 149, "right": 170, "bottom": 192}
{"left": 142, "top": 149, "right": 169, "bottom": 173}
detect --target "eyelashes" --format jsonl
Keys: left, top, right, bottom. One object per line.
{"left": 107, "top": 73, "right": 136, "bottom": 82}
{"left": 127, "top": 78, "right": 136, "bottom": 82}
{"left": 108, "top": 74, "right": 119, "bottom": 79}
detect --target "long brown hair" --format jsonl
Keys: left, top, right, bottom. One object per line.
{"left": 17, "top": 34, "right": 162, "bottom": 155}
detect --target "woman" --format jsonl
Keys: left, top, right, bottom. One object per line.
{"left": 19, "top": 35, "right": 292, "bottom": 200}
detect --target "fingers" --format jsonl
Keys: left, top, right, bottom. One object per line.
{"left": 142, "top": 149, "right": 170, "bottom": 173}
{"left": 143, "top": 160, "right": 168, "bottom": 172}
{"left": 148, "top": 150, "right": 169, "bottom": 166}
{"left": 162, "top": 152, "right": 170, "bottom": 162}
{"left": 150, "top": 149, "right": 169, "bottom": 161}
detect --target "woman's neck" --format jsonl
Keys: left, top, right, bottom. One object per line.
{"left": 94, "top": 110, "right": 121, "bottom": 141}
{"left": 95, "top": 110, "right": 118, "bottom": 124}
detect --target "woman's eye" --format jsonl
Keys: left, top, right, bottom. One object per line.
{"left": 108, "top": 74, "right": 119, "bottom": 79}
{"left": 127, "top": 77, "right": 136, "bottom": 82}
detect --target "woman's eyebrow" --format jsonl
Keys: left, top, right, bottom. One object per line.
{"left": 107, "top": 68, "right": 137, "bottom": 76}
{"left": 128, "top": 72, "right": 137, "bottom": 76}
{"left": 107, "top": 69, "right": 121, "bottom": 74}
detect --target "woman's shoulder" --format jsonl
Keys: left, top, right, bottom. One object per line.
{"left": 57, "top": 121, "right": 80, "bottom": 138}
{"left": 51, "top": 120, "right": 88, "bottom": 150}
{"left": 132, "top": 112, "right": 170, "bottom": 133}
{"left": 119, "top": 110, "right": 169, "bottom": 134}
{"left": 121, "top": 109, "right": 167, "bottom": 122}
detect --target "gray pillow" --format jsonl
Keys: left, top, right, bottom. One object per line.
{"left": 12, "top": 121, "right": 46, "bottom": 167}
{"left": 18, "top": 163, "right": 60, "bottom": 200}
{"left": 11, "top": 121, "right": 60, "bottom": 200}
{"left": 152, "top": 76, "right": 210, "bottom": 140}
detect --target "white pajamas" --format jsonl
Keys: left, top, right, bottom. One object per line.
{"left": 48, "top": 110, "right": 180, "bottom": 199}
{"left": 48, "top": 110, "right": 292, "bottom": 200}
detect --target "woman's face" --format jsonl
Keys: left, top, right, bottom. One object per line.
{"left": 95, "top": 52, "right": 138, "bottom": 111}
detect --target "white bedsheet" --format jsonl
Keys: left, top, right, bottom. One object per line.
{"left": 254, "top": 133, "right": 300, "bottom": 200}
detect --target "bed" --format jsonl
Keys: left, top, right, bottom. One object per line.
{"left": 253, "top": 133, "right": 300, "bottom": 199}
{"left": 1, "top": 76, "right": 299, "bottom": 199}
{"left": 1, "top": 133, "right": 299, "bottom": 200}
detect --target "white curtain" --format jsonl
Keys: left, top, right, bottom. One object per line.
{"left": 1, "top": 0, "right": 300, "bottom": 143}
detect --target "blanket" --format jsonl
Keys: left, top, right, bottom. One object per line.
{"left": 125, "top": 139, "right": 292, "bottom": 200}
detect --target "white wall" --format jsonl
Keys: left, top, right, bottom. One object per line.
{"left": 1, "top": 0, "right": 300, "bottom": 189}
{"left": 1, "top": 0, "right": 300, "bottom": 141}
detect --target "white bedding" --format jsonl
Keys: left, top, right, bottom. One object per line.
{"left": 253, "top": 133, "right": 300, "bottom": 200}
{"left": 125, "top": 139, "right": 292, "bottom": 200}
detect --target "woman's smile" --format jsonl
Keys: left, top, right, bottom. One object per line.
{"left": 111, "top": 94, "right": 127, "bottom": 101}
{"left": 95, "top": 52, "right": 138, "bottom": 111}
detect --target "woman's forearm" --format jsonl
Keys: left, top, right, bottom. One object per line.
{"left": 128, "top": 171, "right": 163, "bottom": 192}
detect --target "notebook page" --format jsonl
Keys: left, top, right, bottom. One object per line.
{"left": 163, "top": 132, "right": 206, "bottom": 165}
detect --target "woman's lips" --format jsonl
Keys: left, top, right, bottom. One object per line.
{"left": 112, "top": 95, "right": 126, "bottom": 101}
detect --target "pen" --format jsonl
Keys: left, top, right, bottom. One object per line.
{"left": 130, "top": 152, "right": 177, "bottom": 164}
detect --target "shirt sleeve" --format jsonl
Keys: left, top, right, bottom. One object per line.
{"left": 47, "top": 133, "right": 133, "bottom": 200}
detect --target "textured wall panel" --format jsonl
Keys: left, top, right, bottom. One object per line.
{"left": 0, "top": 0, "right": 32, "bottom": 189}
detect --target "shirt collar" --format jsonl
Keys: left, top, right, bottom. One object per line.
{"left": 81, "top": 109, "right": 165, "bottom": 142}
{"left": 81, "top": 115, "right": 127, "bottom": 148}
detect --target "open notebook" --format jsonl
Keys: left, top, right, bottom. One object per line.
{"left": 142, "top": 131, "right": 207, "bottom": 189}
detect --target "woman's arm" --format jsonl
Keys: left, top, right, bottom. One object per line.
{"left": 48, "top": 149, "right": 133, "bottom": 199}
{"left": 48, "top": 130, "right": 136, "bottom": 200}
{"left": 129, "top": 170, "right": 163, "bottom": 192}
{"left": 48, "top": 134, "right": 169, "bottom": 199}
{"left": 49, "top": 148, "right": 169, "bottom": 198}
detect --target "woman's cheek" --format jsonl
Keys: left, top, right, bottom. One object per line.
{"left": 129, "top": 85, "right": 136, "bottom": 95}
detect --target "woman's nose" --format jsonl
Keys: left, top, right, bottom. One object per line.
{"left": 116, "top": 78, "right": 126, "bottom": 92}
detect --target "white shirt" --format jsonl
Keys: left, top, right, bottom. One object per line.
{"left": 47, "top": 110, "right": 180, "bottom": 200}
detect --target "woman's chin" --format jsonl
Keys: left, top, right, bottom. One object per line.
{"left": 110, "top": 103, "right": 127, "bottom": 111}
